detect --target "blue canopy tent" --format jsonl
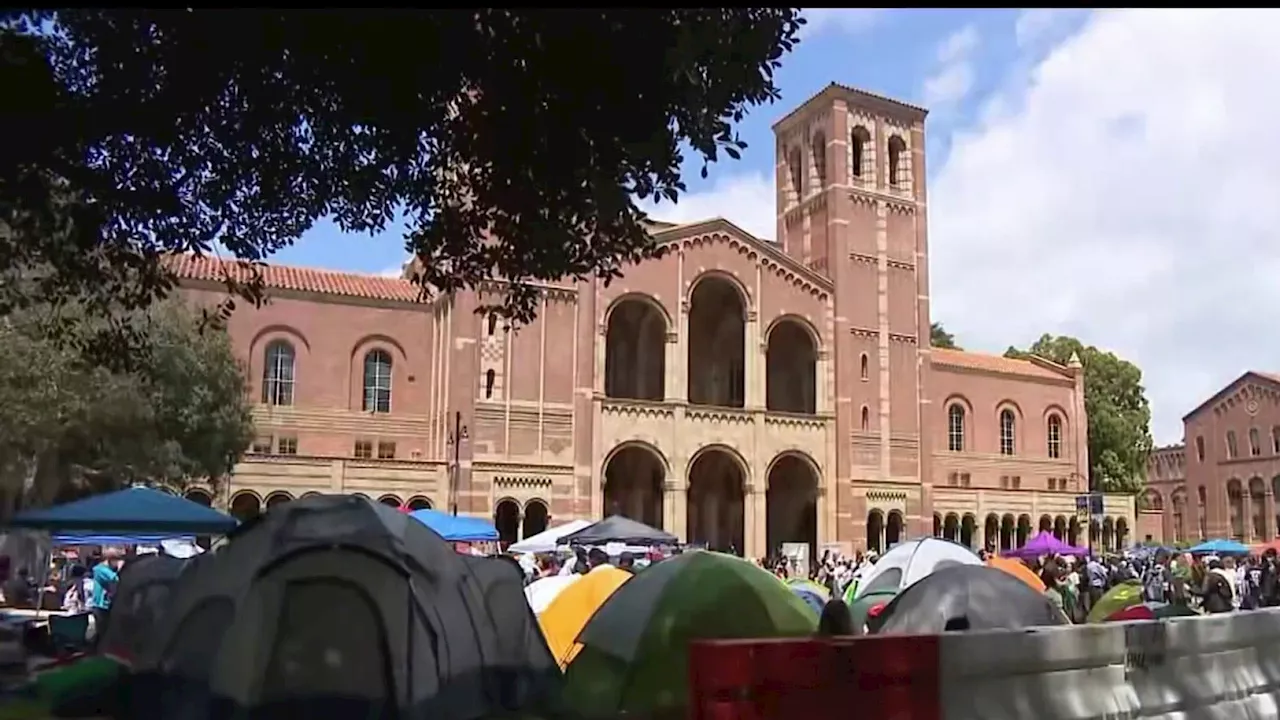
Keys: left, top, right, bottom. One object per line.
{"left": 9, "top": 486, "right": 238, "bottom": 538}
{"left": 1187, "top": 538, "right": 1250, "bottom": 556}
{"left": 407, "top": 507, "right": 499, "bottom": 542}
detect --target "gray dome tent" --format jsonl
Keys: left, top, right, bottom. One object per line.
{"left": 131, "top": 494, "right": 561, "bottom": 720}
{"left": 99, "top": 553, "right": 192, "bottom": 663}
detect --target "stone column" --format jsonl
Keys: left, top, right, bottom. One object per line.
{"left": 744, "top": 311, "right": 762, "bottom": 410}
{"left": 745, "top": 482, "right": 766, "bottom": 559}
{"left": 815, "top": 486, "right": 828, "bottom": 553}
{"left": 1267, "top": 491, "right": 1276, "bottom": 539}
{"left": 1244, "top": 494, "right": 1253, "bottom": 541}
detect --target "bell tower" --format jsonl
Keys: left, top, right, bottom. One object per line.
{"left": 772, "top": 83, "right": 932, "bottom": 544}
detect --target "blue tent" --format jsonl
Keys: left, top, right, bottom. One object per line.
{"left": 1187, "top": 538, "right": 1250, "bottom": 556}
{"left": 408, "top": 508, "right": 499, "bottom": 542}
{"left": 9, "top": 486, "right": 238, "bottom": 535}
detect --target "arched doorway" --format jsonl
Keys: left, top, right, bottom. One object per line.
{"left": 1069, "top": 517, "right": 1081, "bottom": 546}
{"left": 406, "top": 496, "right": 432, "bottom": 511}
{"left": 184, "top": 489, "right": 213, "bottom": 507}
{"left": 1102, "top": 517, "right": 1115, "bottom": 551}
{"left": 943, "top": 513, "right": 960, "bottom": 543}
{"left": 960, "top": 514, "right": 976, "bottom": 548}
{"left": 687, "top": 276, "right": 745, "bottom": 408}
{"left": 1000, "top": 514, "right": 1015, "bottom": 551}
{"left": 494, "top": 499, "right": 520, "bottom": 545}
{"left": 1089, "top": 518, "right": 1100, "bottom": 548}
{"left": 1227, "top": 479, "right": 1244, "bottom": 540}
{"left": 229, "top": 492, "right": 261, "bottom": 522}
{"left": 1016, "top": 514, "right": 1032, "bottom": 547}
{"left": 983, "top": 514, "right": 999, "bottom": 551}
{"left": 377, "top": 494, "right": 403, "bottom": 508}
{"left": 687, "top": 448, "right": 745, "bottom": 553}
{"left": 886, "top": 511, "right": 904, "bottom": 547}
{"left": 1172, "top": 489, "right": 1187, "bottom": 543}
{"left": 765, "top": 454, "right": 818, "bottom": 558}
{"left": 1053, "top": 516, "right": 1067, "bottom": 541}
{"left": 765, "top": 320, "right": 816, "bottom": 414}
{"left": 523, "top": 500, "right": 549, "bottom": 539}
{"left": 1250, "top": 477, "right": 1267, "bottom": 540}
{"left": 1115, "top": 517, "right": 1129, "bottom": 549}
{"left": 1037, "top": 515, "right": 1052, "bottom": 534}
{"left": 866, "top": 510, "right": 884, "bottom": 553}
{"left": 604, "top": 297, "right": 667, "bottom": 401}
{"left": 265, "top": 492, "right": 293, "bottom": 510}
{"left": 602, "top": 445, "right": 665, "bottom": 529}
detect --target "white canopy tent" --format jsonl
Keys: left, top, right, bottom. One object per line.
{"left": 508, "top": 519, "right": 593, "bottom": 554}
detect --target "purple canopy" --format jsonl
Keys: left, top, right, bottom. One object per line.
{"left": 1001, "top": 530, "right": 1088, "bottom": 559}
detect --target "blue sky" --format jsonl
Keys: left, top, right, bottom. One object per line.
{"left": 260, "top": 9, "right": 1280, "bottom": 444}
{"left": 271, "top": 9, "right": 1080, "bottom": 276}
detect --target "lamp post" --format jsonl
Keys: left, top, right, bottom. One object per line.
{"left": 447, "top": 411, "right": 469, "bottom": 516}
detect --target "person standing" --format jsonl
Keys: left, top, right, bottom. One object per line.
{"left": 88, "top": 551, "right": 122, "bottom": 638}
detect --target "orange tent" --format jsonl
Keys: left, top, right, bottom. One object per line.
{"left": 986, "top": 556, "right": 1046, "bottom": 592}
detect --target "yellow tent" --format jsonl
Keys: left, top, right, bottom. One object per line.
{"left": 538, "top": 566, "right": 632, "bottom": 667}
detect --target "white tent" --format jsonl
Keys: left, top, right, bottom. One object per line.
{"left": 854, "top": 538, "right": 981, "bottom": 600}
{"left": 509, "top": 519, "right": 593, "bottom": 554}
{"left": 524, "top": 575, "right": 580, "bottom": 614}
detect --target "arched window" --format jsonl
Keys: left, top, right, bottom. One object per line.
{"left": 487, "top": 313, "right": 499, "bottom": 336}
{"left": 362, "top": 349, "right": 393, "bottom": 413}
{"left": 788, "top": 147, "right": 803, "bottom": 200}
{"left": 484, "top": 369, "right": 496, "bottom": 399}
{"left": 262, "top": 341, "right": 296, "bottom": 406}
{"left": 887, "top": 135, "right": 906, "bottom": 187}
{"left": 947, "top": 404, "right": 965, "bottom": 452}
{"left": 1047, "top": 415, "right": 1062, "bottom": 459}
{"left": 1250, "top": 427, "right": 1261, "bottom": 456}
{"left": 860, "top": 405, "right": 870, "bottom": 431}
{"left": 851, "top": 126, "right": 870, "bottom": 179}
{"left": 860, "top": 353, "right": 869, "bottom": 381}
{"left": 811, "top": 132, "right": 827, "bottom": 186}
{"left": 999, "top": 409, "right": 1016, "bottom": 456}
{"left": 1226, "top": 430, "right": 1239, "bottom": 460}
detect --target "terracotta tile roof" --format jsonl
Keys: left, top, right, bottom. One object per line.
{"left": 930, "top": 348, "right": 1068, "bottom": 381}
{"left": 164, "top": 254, "right": 424, "bottom": 304}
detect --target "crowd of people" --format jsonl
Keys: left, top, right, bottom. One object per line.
{"left": 759, "top": 544, "right": 1280, "bottom": 623}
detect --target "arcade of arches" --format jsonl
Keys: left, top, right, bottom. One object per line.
{"left": 224, "top": 490, "right": 434, "bottom": 522}
{"left": 601, "top": 444, "right": 820, "bottom": 557}
{"left": 866, "top": 509, "right": 1131, "bottom": 554}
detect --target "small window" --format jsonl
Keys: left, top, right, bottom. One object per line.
{"left": 788, "top": 147, "right": 803, "bottom": 199}
{"left": 487, "top": 313, "right": 498, "bottom": 336}
{"left": 860, "top": 405, "right": 870, "bottom": 431}
{"left": 1196, "top": 435, "right": 1206, "bottom": 461}
{"left": 999, "top": 409, "right": 1016, "bottom": 456}
{"left": 947, "top": 404, "right": 965, "bottom": 452}
{"left": 1047, "top": 415, "right": 1062, "bottom": 459}
{"left": 377, "top": 441, "right": 396, "bottom": 460}
{"left": 362, "top": 350, "right": 393, "bottom": 414}
{"left": 1273, "top": 427, "right": 1280, "bottom": 454}
{"left": 1250, "top": 428, "right": 1261, "bottom": 456}
{"left": 1226, "top": 430, "right": 1238, "bottom": 460}
{"left": 860, "top": 353, "right": 869, "bottom": 381}
{"left": 277, "top": 437, "right": 298, "bottom": 456}
{"left": 1048, "top": 478, "right": 1057, "bottom": 491}
{"left": 251, "top": 437, "right": 274, "bottom": 455}
{"left": 353, "top": 440, "right": 373, "bottom": 459}
{"left": 484, "top": 369, "right": 496, "bottom": 399}
{"left": 960, "top": 472, "right": 971, "bottom": 488}
{"left": 1011, "top": 476, "right": 1021, "bottom": 490}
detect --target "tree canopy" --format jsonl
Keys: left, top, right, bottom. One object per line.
{"left": 0, "top": 294, "right": 255, "bottom": 514}
{"left": 930, "top": 322, "right": 959, "bottom": 350}
{"left": 1005, "top": 334, "right": 1153, "bottom": 494}
{"left": 2, "top": 9, "right": 805, "bottom": 354}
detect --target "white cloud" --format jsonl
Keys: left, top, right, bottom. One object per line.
{"left": 930, "top": 9, "right": 1280, "bottom": 443}
{"left": 802, "top": 9, "right": 885, "bottom": 38}
{"left": 642, "top": 172, "right": 776, "bottom": 241}
{"left": 923, "top": 25, "right": 980, "bottom": 107}
{"left": 379, "top": 264, "right": 405, "bottom": 278}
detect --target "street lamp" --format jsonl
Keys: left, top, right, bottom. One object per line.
{"left": 447, "top": 411, "right": 469, "bottom": 516}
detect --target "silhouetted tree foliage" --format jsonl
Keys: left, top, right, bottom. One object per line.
{"left": 930, "top": 322, "right": 959, "bottom": 350}
{"left": 1, "top": 9, "right": 805, "bottom": 363}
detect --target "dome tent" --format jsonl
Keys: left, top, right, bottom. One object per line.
{"left": 131, "top": 494, "right": 561, "bottom": 720}
{"left": 99, "top": 553, "right": 193, "bottom": 664}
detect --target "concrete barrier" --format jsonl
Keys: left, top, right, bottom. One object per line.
{"left": 689, "top": 608, "right": 1280, "bottom": 719}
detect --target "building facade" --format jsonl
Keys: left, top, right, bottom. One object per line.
{"left": 1142, "top": 372, "right": 1280, "bottom": 546}
{"left": 174, "top": 83, "right": 1134, "bottom": 558}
